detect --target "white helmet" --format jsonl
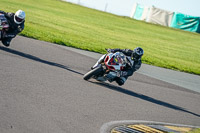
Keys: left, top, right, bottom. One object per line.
{"left": 14, "top": 10, "right": 25, "bottom": 24}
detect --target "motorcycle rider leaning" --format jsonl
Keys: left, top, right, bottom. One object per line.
{"left": 0, "top": 10, "right": 25, "bottom": 47}
{"left": 93, "top": 47, "right": 144, "bottom": 86}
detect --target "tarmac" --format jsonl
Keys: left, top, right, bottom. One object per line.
{"left": 58, "top": 45, "right": 200, "bottom": 94}
{"left": 3, "top": 36, "right": 199, "bottom": 133}
{"left": 51, "top": 44, "right": 200, "bottom": 132}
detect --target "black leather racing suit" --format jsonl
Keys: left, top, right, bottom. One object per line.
{"left": 0, "top": 11, "right": 24, "bottom": 47}
{"left": 109, "top": 48, "right": 142, "bottom": 86}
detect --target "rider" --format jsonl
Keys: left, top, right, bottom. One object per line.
{"left": 0, "top": 10, "right": 25, "bottom": 47}
{"left": 107, "top": 47, "right": 144, "bottom": 86}
{"left": 93, "top": 47, "right": 144, "bottom": 86}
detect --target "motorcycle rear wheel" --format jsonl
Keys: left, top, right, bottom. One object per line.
{"left": 83, "top": 66, "right": 104, "bottom": 80}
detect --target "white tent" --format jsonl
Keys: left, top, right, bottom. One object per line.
{"left": 147, "top": 6, "right": 174, "bottom": 27}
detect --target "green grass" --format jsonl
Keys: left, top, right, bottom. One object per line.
{"left": 188, "top": 128, "right": 200, "bottom": 133}
{"left": 1, "top": 0, "right": 200, "bottom": 75}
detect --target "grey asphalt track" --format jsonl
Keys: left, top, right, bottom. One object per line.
{"left": 0, "top": 36, "right": 200, "bottom": 133}
{"left": 61, "top": 45, "right": 200, "bottom": 93}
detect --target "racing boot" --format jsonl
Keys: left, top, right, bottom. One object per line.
{"left": 2, "top": 38, "right": 11, "bottom": 47}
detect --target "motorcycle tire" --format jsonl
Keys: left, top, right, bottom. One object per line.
{"left": 83, "top": 66, "right": 104, "bottom": 80}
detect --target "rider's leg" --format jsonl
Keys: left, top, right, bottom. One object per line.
{"left": 115, "top": 76, "right": 127, "bottom": 86}
{"left": 2, "top": 37, "right": 12, "bottom": 47}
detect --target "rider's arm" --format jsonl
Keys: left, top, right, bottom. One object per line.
{"left": 121, "top": 49, "right": 133, "bottom": 56}
{"left": 112, "top": 48, "right": 121, "bottom": 52}
{"left": 15, "top": 23, "right": 25, "bottom": 34}
{"left": 122, "top": 59, "right": 142, "bottom": 77}
{"left": 112, "top": 49, "right": 133, "bottom": 56}
{"left": 0, "top": 10, "right": 6, "bottom": 14}
{"left": 0, "top": 11, "right": 10, "bottom": 18}
{"left": 5, "top": 23, "right": 25, "bottom": 38}
{"left": 109, "top": 49, "right": 133, "bottom": 56}
{"left": 107, "top": 48, "right": 121, "bottom": 53}
{"left": 134, "top": 59, "right": 142, "bottom": 71}
{"left": 122, "top": 65, "right": 139, "bottom": 77}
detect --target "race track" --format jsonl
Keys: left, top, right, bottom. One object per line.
{"left": 0, "top": 36, "right": 199, "bottom": 133}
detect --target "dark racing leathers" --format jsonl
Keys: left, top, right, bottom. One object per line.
{"left": 109, "top": 48, "right": 142, "bottom": 86}
{"left": 0, "top": 11, "right": 24, "bottom": 47}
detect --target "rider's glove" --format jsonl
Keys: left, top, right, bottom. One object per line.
{"left": 18, "top": 25, "right": 23, "bottom": 32}
{"left": 107, "top": 48, "right": 114, "bottom": 53}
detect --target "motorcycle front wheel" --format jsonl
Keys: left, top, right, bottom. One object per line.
{"left": 83, "top": 66, "right": 104, "bottom": 80}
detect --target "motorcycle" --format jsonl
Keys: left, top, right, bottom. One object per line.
{"left": 83, "top": 51, "right": 127, "bottom": 83}
{"left": 0, "top": 13, "right": 9, "bottom": 40}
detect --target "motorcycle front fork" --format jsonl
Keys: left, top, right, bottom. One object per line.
{"left": 92, "top": 54, "right": 106, "bottom": 69}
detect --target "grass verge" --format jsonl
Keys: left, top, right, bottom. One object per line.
{"left": 1, "top": 0, "right": 200, "bottom": 75}
{"left": 188, "top": 128, "right": 200, "bottom": 133}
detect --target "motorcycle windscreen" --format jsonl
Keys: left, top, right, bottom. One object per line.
{"left": 108, "top": 55, "right": 126, "bottom": 65}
